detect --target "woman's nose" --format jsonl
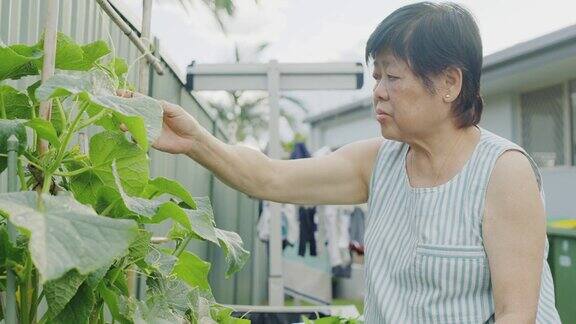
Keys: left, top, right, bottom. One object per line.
{"left": 373, "top": 79, "right": 389, "bottom": 101}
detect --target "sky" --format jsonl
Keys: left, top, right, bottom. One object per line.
{"left": 118, "top": 0, "right": 576, "bottom": 142}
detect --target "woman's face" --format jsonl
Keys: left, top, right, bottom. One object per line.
{"left": 372, "top": 52, "right": 452, "bottom": 142}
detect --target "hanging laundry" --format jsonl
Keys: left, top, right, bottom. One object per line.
{"left": 257, "top": 201, "right": 299, "bottom": 250}
{"left": 349, "top": 206, "right": 365, "bottom": 255}
{"left": 298, "top": 206, "right": 317, "bottom": 256}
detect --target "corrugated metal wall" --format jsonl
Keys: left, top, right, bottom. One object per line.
{"left": 0, "top": 0, "right": 268, "bottom": 305}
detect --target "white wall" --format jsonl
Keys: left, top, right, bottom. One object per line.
{"left": 310, "top": 109, "right": 380, "bottom": 151}
{"left": 480, "top": 93, "right": 516, "bottom": 141}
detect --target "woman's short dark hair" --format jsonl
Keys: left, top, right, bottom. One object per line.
{"left": 365, "top": 2, "right": 483, "bottom": 128}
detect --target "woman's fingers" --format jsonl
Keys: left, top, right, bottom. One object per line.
{"left": 116, "top": 89, "right": 134, "bottom": 98}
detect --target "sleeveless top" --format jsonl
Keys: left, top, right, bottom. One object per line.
{"left": 363, "top": 126, "right": 561, "bottom": 323}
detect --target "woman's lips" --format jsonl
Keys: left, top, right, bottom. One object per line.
{"left": 375, "top": 108, "right": 391, "bottom": 123}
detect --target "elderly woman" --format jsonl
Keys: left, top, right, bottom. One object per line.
{"left": 133, "top": 2, "right": 560, "bottom": 323}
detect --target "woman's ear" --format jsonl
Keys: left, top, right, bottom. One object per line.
{"left": 442, "top": 67, "right": 463, "bottom": 103}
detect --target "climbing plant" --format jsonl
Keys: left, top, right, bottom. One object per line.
{"left": 0, "top": 32, "right": 249, "bottom": 323}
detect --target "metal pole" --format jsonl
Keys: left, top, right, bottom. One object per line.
{"left": 5, "top": 135, "right": 20, "bottom": 324}
{"left": 267, "top": 60, "right": 284, "bottom": 306}
{"left": 95, "top": 0, "right": 164, "bottom": 75}
{"left": 131, "top": 0, "right": 153, "bottom": 299}
{"left": 37, "top": 0, "right": 59, "bottom": 155}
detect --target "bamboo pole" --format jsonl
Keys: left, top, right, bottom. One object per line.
{"left": 37, "top": 0, "right": 60, "bottom": 155}
{"left": 5, "top": 135, "right": 19, "bottom": 324}
{"left": 139, "top": 0, "right": 152, "bottom": 95}
{"left": 96, "top": 0, "right": 164, "bottom": 75}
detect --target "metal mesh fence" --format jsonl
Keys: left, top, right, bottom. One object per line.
{"left": 521, "top": 84, "right": 566, "bottom": 167}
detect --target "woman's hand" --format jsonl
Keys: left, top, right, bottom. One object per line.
{"left": 116, "top": 90, "right": 205, "bottom": 155}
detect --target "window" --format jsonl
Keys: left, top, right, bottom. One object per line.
{"left": 520, "top": 84, "right": 566, "bottom": 167}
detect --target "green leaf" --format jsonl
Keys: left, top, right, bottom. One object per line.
{"left": 24, "top": 118, "right": 61, "bottom": 147}
{"left": 215, "top": 228, "right": 250, "bottom": 278}
{"left": 143, "top": 177, "right": 196, "bottom": 209}
{"left": 36, "top": 70, "right": 163, "bottom": 150}
{"left": 145, "top": 249, "right": 177, "bottom": 277}
{"left": 74, "top": 40, "right": 111, "bottom": 70}
{"left": 0, "top": 119, "right": 27, "bottom": 174}
{"left": 93, "top": 185, "right": 133, "bottom": 218}
{"left": 0, "top": 191, "right": 138, "bottom": 282}
{"left": 133, "top": 298, "right": 182, "bottom": 324}
{"left": 110, "top": 160, "right": 161, "bottom": 217}
{"left": 128, "top": 229, "right": 152, "bottom": 264}
{"left": 27, "top": 80, "right": 41, "bottom": 105}
{"left": 154, "top": 198, "right": 219, "bottom": 245}
{"left": 173, "top": 250, "right": 211, "bottom": 292}
{"left": 51, "top": 282, "right": 96, "bottom": 324}
{"left": 35, "top": 33, "right": 110, "bottom": 71}
{"left": 69, "top": 167, "right": 105, "bottom": 206}
{"left": 145, "top": 274, "right": 194, "bottom": 319}
{"left": 99, "top": 285, "right": 133, "bottom": 324}
{"left": 0, "top": 85, "right": 33, "bottom": 119}
{"left": 211, "top": 304, "right": 251, "bottom": 324}
{"left": 90, "top": 131, "right": 149, "bottom": 197}
{"left": 0, "top": 43, "right": 42, "bottom": 80}
{"left": 44, "top": 270, "right": 87, "bottom": 321}
{"left": 85, "top": 263, "right": 111, "bottom": 288}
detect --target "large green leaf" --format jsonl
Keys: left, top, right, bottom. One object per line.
{"left": 215, "top": 228, "right": 250, "bottom": 278}
{"left": 35, "top": 33, "right": 110, "bottom": 71}
{"left": 0, "top": 43, "right": 42, "bottom": 80}
{"left": 0, "top": 85, "right": 33, "bottom": 119}
{"left": 143, "top": 177, "right": 196, "bottom": 209}
{"left": 36, "top": 70, "right": 163, "bottom": 150}
{"left": 0, "top": 191, "right": 138, "bottom": 282}
{"left": 0, "top": 119, "right": 27, "bottom": 173}
{"left": 44, "top": 270, "right": 87, "bottom": 321}
{"left": 90, "top": 131, "right": 149, "bottom": 197}
{"left": 51, "top": 282, "right": 96, "bottom": 324}
{"left": 173, "top": 251, "right": 211, "bottom": 292}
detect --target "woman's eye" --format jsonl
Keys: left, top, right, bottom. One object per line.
{"left": 373, "top": 74, "right": 381, "bottom": 81}
{"left": 387, "top": 74, "right": 399, "bottom": 81}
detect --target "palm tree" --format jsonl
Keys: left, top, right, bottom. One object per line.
{"left": 173, "top": 0, "right": 307, "bottom": 147}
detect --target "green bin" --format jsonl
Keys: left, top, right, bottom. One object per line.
{"left": 547, "top": 226, "right": 576, "bottom": 324}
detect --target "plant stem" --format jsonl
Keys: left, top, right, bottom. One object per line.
{"left": 41, "top": 173, "right": 52, "bottom": 195}
{"left": 0, "top": 89, "right": 7, "bottom": 119}
{"left": 53, "top": 165, "right": 93, "bottom": 177}
{"left": 76, "top": 108, "right": 110, "bottom": 130}
{"left": 30, "top": 288, "right": 44, "bottom": 323}
{"left": 173, "top": 235, "right": 192, "bottom": 257}
{"left": 29, "top": 270, "right": 40, "bottom": 323}
{"left": 17, "top": 159, "right": 27, "bottom": 191}
{"left": 100, "top": 199, "right": 119, "bottom": 216}
{"left": 54, "top": 98, "right": 67, "bottom": 132}
{"left": 49, "top": 100, "right": 87, "bottom": 174}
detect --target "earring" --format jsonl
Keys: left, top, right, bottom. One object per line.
{"left": 445, "top": 94, "right": 450, "bottom": 98}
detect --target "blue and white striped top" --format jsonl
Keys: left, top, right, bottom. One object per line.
{"left": 364, "top": 126, "right": 561, "bottom": 323}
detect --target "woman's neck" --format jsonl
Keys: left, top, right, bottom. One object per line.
{"left": 406, "top": 125, "right": 481, "bottom": 186}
